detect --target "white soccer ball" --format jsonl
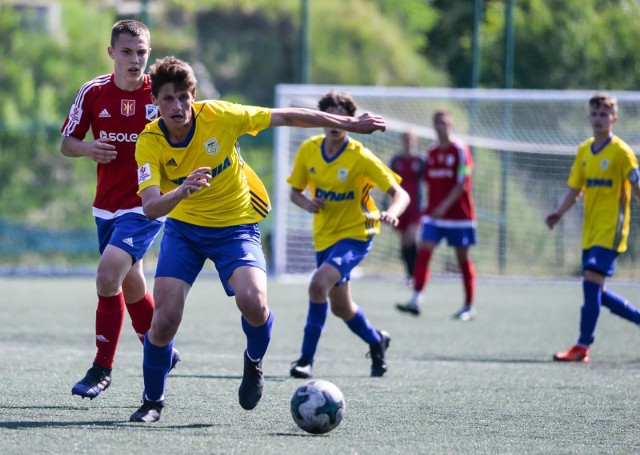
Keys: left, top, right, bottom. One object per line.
{"left": 290, "top": 379, "right": 345, "bottom": 434}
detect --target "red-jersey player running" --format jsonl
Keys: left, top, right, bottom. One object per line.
{"left": 396, "top": 109, "right": 477, "bottom": 320}
{"left": 60, "top": 20, "right": 179, "bottom": 400}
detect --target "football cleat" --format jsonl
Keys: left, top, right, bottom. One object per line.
{"left": 238, "top": 350, "right": 264, "bottom": 410}
{"left": 553, "top": 345, "right": 590, "bottom": 363}
{"left": 71, "top": 365, "right": 112, "bottom": 399}
{"left": 129, "top": 399, "right": 165, "bottom": 423}
{"left": 368, "top": 330, "right": 391, "bottom": 377}
{"left": 170, "top": 348, "right": 181, "bottom": 372}
{"left": 451, "top": 305, "right": 476, "bottom": 321}
{"left": 395, "top": 302, "right": 421, "bottom": 316}
{"left": 290, "top": 360, "right": 313, "bottom": 379}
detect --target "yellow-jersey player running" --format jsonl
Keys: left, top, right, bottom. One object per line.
{"left": 130, "top": 57, "right": 387, "bottom": 423}
{"left": 287, "top": 91, "right": 409, "bottom": 379}
{"left": 546, "top": 92, "right": 640, "bottom": 363}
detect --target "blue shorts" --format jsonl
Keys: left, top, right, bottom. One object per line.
{"left": 316, "top": 238, "right": 373, "bottom": 286}
{"left": 156, "top": 218, "right": 266, "bottom": 296}
{"left": 419, "top": 221, "right": 476, "bottom": 247}
{"left": 95, "top": 213, "right": 163, "bottom": 262}
{"left": 582, "top": 246, "right": 618, "bottom": 277}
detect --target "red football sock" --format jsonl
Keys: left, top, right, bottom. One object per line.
{"left": 126, "top": 291, "right": 155, "bottom": 343}
{"left": 458, "top": 258, "right": 475, "bottom": 305}
{"left": 93, "top": 293, "right": 126, "bottom": 369}
{"left": 413, "top": 248, "right": 433, "bottom": 292}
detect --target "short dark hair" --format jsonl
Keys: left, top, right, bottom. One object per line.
{"left": 589, "top": 92, "right": 618, "bottom": 115}
{"left": 110, "top": 20, "right": 150, "bottom": 48}
{"left": 149, "top": 56, "right": 198, "bottom": 98}
{"left": 433, "top": 108, "right": 452, "bottom": 121}
{"left": 318, "top": 91, "right": 357, "bottom": 117}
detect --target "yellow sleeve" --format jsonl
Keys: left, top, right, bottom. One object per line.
{"left": 135, "top": 130, "right": 162, "bottom": 194}
{"left": 212, "top": 101, "right": 271, "bottom": 138}
{"left": 363, "top": 149, "right": 402, "bottom": 192}
{"left": 287, "top": 143, "right": 310, "bottom": 190}
{"left": 567, "top": 147, "right": 585, "bottom": 190}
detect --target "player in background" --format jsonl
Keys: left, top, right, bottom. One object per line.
{"left": 396, "top": 109, "right": 477, "bottom": 320}
{"left": 129, "top": 59, "right": 387, "bottom": 422}
{"left": 288, "top": 91, "right": 409, "bottom": 380}
{"left": 389, "top": 130, "right": 425, "bottom": 284}
{"left": 546, "top": 93, "right": 640, "bottom": 363}
{"left": 60, "top": 20, "right": 179, "bottom": 400}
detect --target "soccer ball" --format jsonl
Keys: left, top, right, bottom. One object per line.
{"left": 290, "top": 379, "right": 345, "bottom": 434}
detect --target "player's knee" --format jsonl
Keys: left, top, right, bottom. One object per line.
{"left": 330, "top": 301, "right": 356, "bottom": 321}
{"left": 308, "top": 278, "right": 330, "bottom": 301}
{"left": 150, "top": 315, "right": 180, "bottom": 344}
{"left": 239, "top": 303, "right": 270, "bottom": 326}
{"left": 95, "top": 272, "right": 122, "bottom": 296}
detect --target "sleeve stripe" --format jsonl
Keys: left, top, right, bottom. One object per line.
{"left": 61, "top": 74, "right": 111, "bottom": 137}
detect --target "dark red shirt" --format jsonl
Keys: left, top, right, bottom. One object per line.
{"left": 61, "top": 73, "right": 158, "bottom": 215}
{"left": 424, "top": 140, "right": 475, "bottom": 221}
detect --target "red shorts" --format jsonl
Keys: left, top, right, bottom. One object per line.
{"left": 396, "top": 209, "right": 421, "bottom": 232}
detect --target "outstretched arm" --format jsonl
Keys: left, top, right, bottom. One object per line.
{"left": 270, "top": 108, "right": 386, "bottom": 134}
{"left": 545, "top": 187, "right": 581, "bottom": 230}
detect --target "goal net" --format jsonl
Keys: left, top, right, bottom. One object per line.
{"left": 272, "top": 85, "right": 640, "bottom": 280}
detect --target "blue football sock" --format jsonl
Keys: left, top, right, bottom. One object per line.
{"left": 578, "top": 280, "right": 602, "bottom": 346}
{"left": 241, "top": 311, "right": 273, "bottom": 362}
{"left": 345, "top": 306, "right": 381, "bottom": 345}
{"left": 300, "top": 302, "right": 328, "bottom": 364}
{"left": 602, "top": 289, "right": 640, "bottom": 324}
{"left": 142, "top": 333, "right": 174, "bottom": 402}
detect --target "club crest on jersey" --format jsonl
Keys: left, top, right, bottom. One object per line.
{"left": 145, "top": 104, "right": 158, "bottom": 121}
{"left": 204, "top": 138, "right": 220, "bottom": 156}
{"left": 121, "top": 100, "right": 135, "bottom": 117}
{"left": 446, "top": 154, "right": 455, "bottom": 167}
{"left": 337, "top": 168, "right": 348, "bottom": 182}
{"left": 600, "top": 159, "right": 609, "bottom": 171}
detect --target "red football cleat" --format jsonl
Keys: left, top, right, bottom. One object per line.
{"left": 553, "top": 345, "right": 590, "bottom": 363}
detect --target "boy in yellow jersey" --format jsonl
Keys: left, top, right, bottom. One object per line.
{"left": 546, "top": 93, "right": 640, "bottom": 363}
{"left": 130, "top": 58, "right": 387, "bottom": 422}
{"left": 288, "top": 91, "right": 410, "bottom": 379}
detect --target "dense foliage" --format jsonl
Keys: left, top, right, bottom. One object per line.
{"left": 3, "top": 0, "right": 640, "bottom": 238}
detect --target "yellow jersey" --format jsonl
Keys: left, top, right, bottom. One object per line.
{"left": 136, "top": 100, "right": 271, "bottom": 227}
{"left": 567, "top": 135, "right": 638, "bottom": 252}
{"left": 287, "top": 135, "right": 401, "bottom": 251}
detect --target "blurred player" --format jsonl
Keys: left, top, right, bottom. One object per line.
{"left": 546, "top": 93, "right": 640, "bottom": 363}
{"left": 396, "top": 109, "right": 477, "bottom": 320}
{"left": 389, "top": 130, "right": 425, "bottom": 283}
{"left": 60, "top": 20, "right": 179, "bottom": 400}
{"left": 129, "top": 59, "right": 387, "bottom": 422}
{"left": 288, "top": 91, "right": 409, "bottom": 380}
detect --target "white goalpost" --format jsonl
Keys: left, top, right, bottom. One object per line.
{"left": 272, "top": 85, "right": 640, "bottom": 280}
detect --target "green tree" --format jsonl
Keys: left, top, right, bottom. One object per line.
{"left": 0, "top": 1, "right": 114, "bottom": 229}
{"left": 428, "top": 0, "right": 640, "bottom": 90}
{"left": 190, "top": 0, "right": 447, "bottom": 106}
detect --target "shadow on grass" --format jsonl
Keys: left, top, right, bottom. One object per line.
{"left": 422, "top": 356, "right": 551, "bottom": 364}
{"left": 419, "top": 355, "right": 640, "bottom": 367}
{"left": 0, "top": 419, "right": 214, "bottom": 430}
{"left": 171, "top": 374, "right": 288, "bottom": 382}
{"left": 270, "top": 432, "right": 331, "bottom": 437}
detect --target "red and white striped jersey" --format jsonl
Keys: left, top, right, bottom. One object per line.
{"left": 61, "top": 73, "right": 158, "bottom": 217}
